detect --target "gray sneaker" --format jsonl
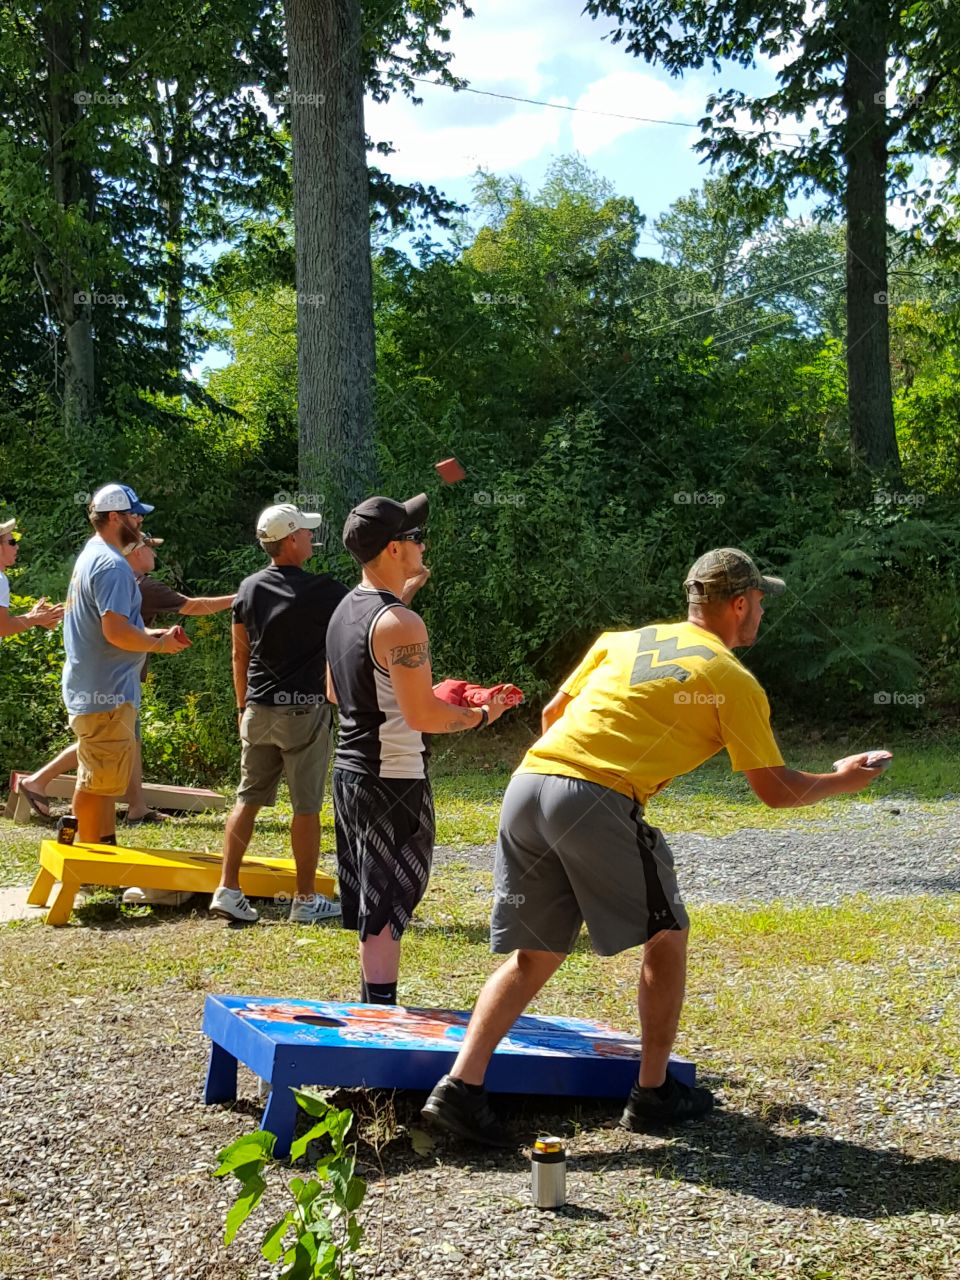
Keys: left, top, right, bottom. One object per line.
{"left": 288, "top": 894, "right": 342, "bottom": 924}
{"left": 210, "top": 887, "right": 259, "bottom": 923}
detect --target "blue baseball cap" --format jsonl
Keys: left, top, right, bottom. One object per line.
{"left": 91, "top": 483, "right": 155, "bottom": 516}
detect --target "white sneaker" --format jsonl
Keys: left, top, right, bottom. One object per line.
{"left": 122, "top": 887, "right": 194, "bottom": 907}
{"left": 288, "top": 894, "right": 342, "bottom": 924}
{"left": 210, "top": 887, "right": 259, "bottom": 923}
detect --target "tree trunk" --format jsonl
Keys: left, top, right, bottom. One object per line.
{"left": 841, "top": 6, "right": 901, "bottom": 475}
{"left": 153, "top": 83, "right": 189, "bottom": 377}
{"left": 285, "top": 0, "right": 377, "bottom": 544}
{"left": 44, "top": 2, "right": 95, "bottom": 430}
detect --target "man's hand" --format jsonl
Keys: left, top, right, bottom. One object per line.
{"left": 483, "top": 687, "right": 521, "bottom": 725}
{"left": 153, "top": 625, "right": 192, "bottom": 654}
{"left": 832, "top": 752, "right": 892, "bottom": 792}
{"left": 26, "top": 598, "right": 64, "bottom": 629}
{"left": 400, "top": 566, "right": 431, "bottom": 604}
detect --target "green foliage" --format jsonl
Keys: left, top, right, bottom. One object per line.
{"left": 0, "top": 595, "right": 71, "bottom": 776}
{"left": 215, "top": 1091, "right": 366, "bottom": 1280}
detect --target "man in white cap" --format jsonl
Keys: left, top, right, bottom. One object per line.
{"left": 62, "top": 484, "right": 191, "bottom": 844}
{"left": 0, "top": 518, "right": 63, "bottom": 637}
{"left": 211, "top": 503, "right": 348, "bottom": 925}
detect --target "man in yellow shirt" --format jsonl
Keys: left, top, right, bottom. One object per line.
{"left": 423, "top": 548, "right": 888, "bottom": 1144}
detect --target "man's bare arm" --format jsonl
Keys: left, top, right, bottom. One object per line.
{"left": 326, "top": 662, "right": 338, "bottom": 706}
{"left": 102, "top": 611, "right": 188, "bottom": 654}
{"left": 744, "top": 758, "right": 886, "bottom": 809}
{"left": 179, "top": 594, "right": 236, "bottom": 616}
{"left": 373, "top": 609, "right": 510, "bottom": 733}
{"left": 541, "top": 690, "right": 572, "bottom": 734}
{"left": 231, "top": 622, "right": 251, "bottom": 707}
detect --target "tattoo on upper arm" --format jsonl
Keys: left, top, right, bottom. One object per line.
{"left": 389, "top": 641, "right": 430, "bottom": 668}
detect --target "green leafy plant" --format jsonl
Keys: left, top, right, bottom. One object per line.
{"left": 214, "top": 1090, "right": 366, "bottom": 1279}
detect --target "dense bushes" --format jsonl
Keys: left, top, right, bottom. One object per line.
{"left": 2, "top": 165, "right": 958, "bottom": 786}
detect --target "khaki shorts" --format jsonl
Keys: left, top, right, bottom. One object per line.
{"left": 238, "top": 703, "right": 332, "bottom": 814}
{"left": 69, "top": 702, "right": 138, "bottom": 797}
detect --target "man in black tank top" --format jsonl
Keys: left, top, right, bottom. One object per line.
{"left": 326, "top": 492, "right": 517, "bottom": 1005}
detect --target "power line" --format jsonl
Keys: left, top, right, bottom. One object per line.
{"left": 410, "top": 76, "right": 811, "bottom": 141}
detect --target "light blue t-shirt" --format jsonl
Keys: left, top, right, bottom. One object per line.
{"left": 62, "top": 537, "right": 145, "bottom": 716}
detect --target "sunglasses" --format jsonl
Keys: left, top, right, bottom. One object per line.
{"left": 3, "top": 536, "right": 19, "bottom": 546}
{"left": 394, "top": 528, "right": 426, "bottom": 543}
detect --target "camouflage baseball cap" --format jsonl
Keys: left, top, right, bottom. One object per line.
{"left": 683, "top": 547, "right": 786, "bottom": 602}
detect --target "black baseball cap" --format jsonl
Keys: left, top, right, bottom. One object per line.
{"left": 342, "top": 493, "right": 429, "bottom": 564}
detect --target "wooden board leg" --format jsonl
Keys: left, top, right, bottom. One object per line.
{"left": 204, "top": 1042, "right": 239, "bottom": 1104}
{"left": 26, "top": 866, "right": 56, "bottom": 907}
{"left": 11, "top": 791, "right": 32, "bottom": 824}
{"left": 44, "top": 879, "right": 78, "bottom": 927}
{"left": 261, "top": 1083, "right": 298, "bottom": 1159}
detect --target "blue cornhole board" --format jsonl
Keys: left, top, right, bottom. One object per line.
{"left": 202, "top": 995, "right": 696, "bottom": 1155}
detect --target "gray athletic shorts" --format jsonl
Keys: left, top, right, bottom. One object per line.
{"left": 237, "top": 703, "right": 332, "bottom": 814}
{"left": 490, "top": 772, "right": 689, "bottom": 957}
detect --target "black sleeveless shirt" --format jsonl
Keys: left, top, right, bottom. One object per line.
{"left": 326, "top": 586, "right": 429, "bottom": 778}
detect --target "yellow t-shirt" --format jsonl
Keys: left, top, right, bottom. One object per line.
{"left": 518, "top": 621, "right": 784, "bottom": 805}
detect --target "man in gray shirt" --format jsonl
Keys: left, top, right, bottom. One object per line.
{"left": 63, "top": 484, "right": 190, "bottom": 844}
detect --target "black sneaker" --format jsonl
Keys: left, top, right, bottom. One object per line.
{"left": 619, "top": 1071, "right": 715, "bottom": 1131}
{"left": 421, "top": 1075, "right": 512, "bottom": 1147}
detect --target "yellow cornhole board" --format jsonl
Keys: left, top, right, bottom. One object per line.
{"left": 27, "top": 839, "right": 335, "bottom": 926}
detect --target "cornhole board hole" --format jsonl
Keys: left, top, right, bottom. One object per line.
{"left": 4, "top": 771, "right": 225, "bottom": 823}
{"left": 202, "top": 995, "right": 696, "bottom": 1156}
{"left": 26, "top": 840, "right": 334, "bottom": 926}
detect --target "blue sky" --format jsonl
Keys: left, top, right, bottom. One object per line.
{"left": 365, "top": 0, "right": 787, "bottom": 240}
{"left": 199, "top": 5, "right": 788, "bottom": 375}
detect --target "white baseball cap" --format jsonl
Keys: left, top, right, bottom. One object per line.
{"left": 256, "top": 503, "right": 323, "bottom": 542}
{"left": 0, "top": 518, "right": 15, "bottom": 537}
{"left": 91, "top": 483, "right": 154, "bottom": 515}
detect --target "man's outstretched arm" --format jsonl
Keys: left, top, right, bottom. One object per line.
{"left": 744, "top": 755, "right": 887, "bottom": 808}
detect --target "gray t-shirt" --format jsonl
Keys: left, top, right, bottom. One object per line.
{"left": 62, "top": 537, "right": 145, "bottom": 716}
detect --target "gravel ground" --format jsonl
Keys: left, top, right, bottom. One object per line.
{"left": 1, "top": 803, "right": 958, "bottom": 1280}
{"left": 436, "top": 798, "right": 960, "bottom": 904}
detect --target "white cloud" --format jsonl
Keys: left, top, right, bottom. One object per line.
{"left": 570, "top": 70, "right": 703, "bottom": 154}
{"left": 364, "top": 0, "right": 709, "bottom": 183}
{"left": 366, "top": 86, "right": 566, "bottom": 179}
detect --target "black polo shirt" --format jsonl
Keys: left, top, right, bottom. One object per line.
{"left": 233, "top": 565, "right": 348, "bottom": 707}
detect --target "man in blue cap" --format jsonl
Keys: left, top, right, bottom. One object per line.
{"left": 62, "top": 484, "right": 191, "bottom": 844}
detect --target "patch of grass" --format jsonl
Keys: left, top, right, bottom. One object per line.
{"left": 2, "top": 725, "right": 956, "bottom": 878}
{"left": 1, "top": 843, "right": 957, "bottom": 1094}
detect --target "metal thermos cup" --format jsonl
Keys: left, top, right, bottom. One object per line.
{"left": 531, "top": 1135, "right": 566, "bottom": 1208}
{"left": 56, "top": 814, "right": 77, "bottom": 845}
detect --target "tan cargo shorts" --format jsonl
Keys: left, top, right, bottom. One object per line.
{"left": 69, "top": 701, "right": 138, "bottom": 796}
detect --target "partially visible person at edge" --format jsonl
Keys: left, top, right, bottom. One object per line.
{"left": 325, "top": 492, "right": 518, "bottom": 1007}
{"left": 0, "top": 517, "right": 63, "bottom": 638}
{"left": 21, "top": 533, "right": 234, "bottom": 824}
{"left": 61, "top": 485, "right": 190, "bottom": 845}
{"left": 421, "top": 547, "right": 888, "bottom": 1146}
{"left": 211, "top": 504, "right": 347, "bottom": 926}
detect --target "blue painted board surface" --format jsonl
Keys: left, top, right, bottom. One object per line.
{"left": 202, "top": 995, "right": 695, "bottom": 1098}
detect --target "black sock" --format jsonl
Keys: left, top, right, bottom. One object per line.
{"left": 359, "top": 976, "right": 369, "bottom": 1003}
{"left": 460, "top": 1081, "right": 485, "bottom": 1095}
{"left": 655, "top": 1076, "right": 674, "bottom": 1100}
{"left": 365, "top": 981, "right": 397, "bottom": 1006}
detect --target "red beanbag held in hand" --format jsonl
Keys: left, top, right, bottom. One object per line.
{"left": 433, "top": 680, "right": 525, "bottom": 707}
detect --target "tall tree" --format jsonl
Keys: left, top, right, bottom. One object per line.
{"left": 283, "top": 0, "right": 471, "bottom": 541}
{"left": 584, "top": 0, "right": 960, "bottom": 475}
